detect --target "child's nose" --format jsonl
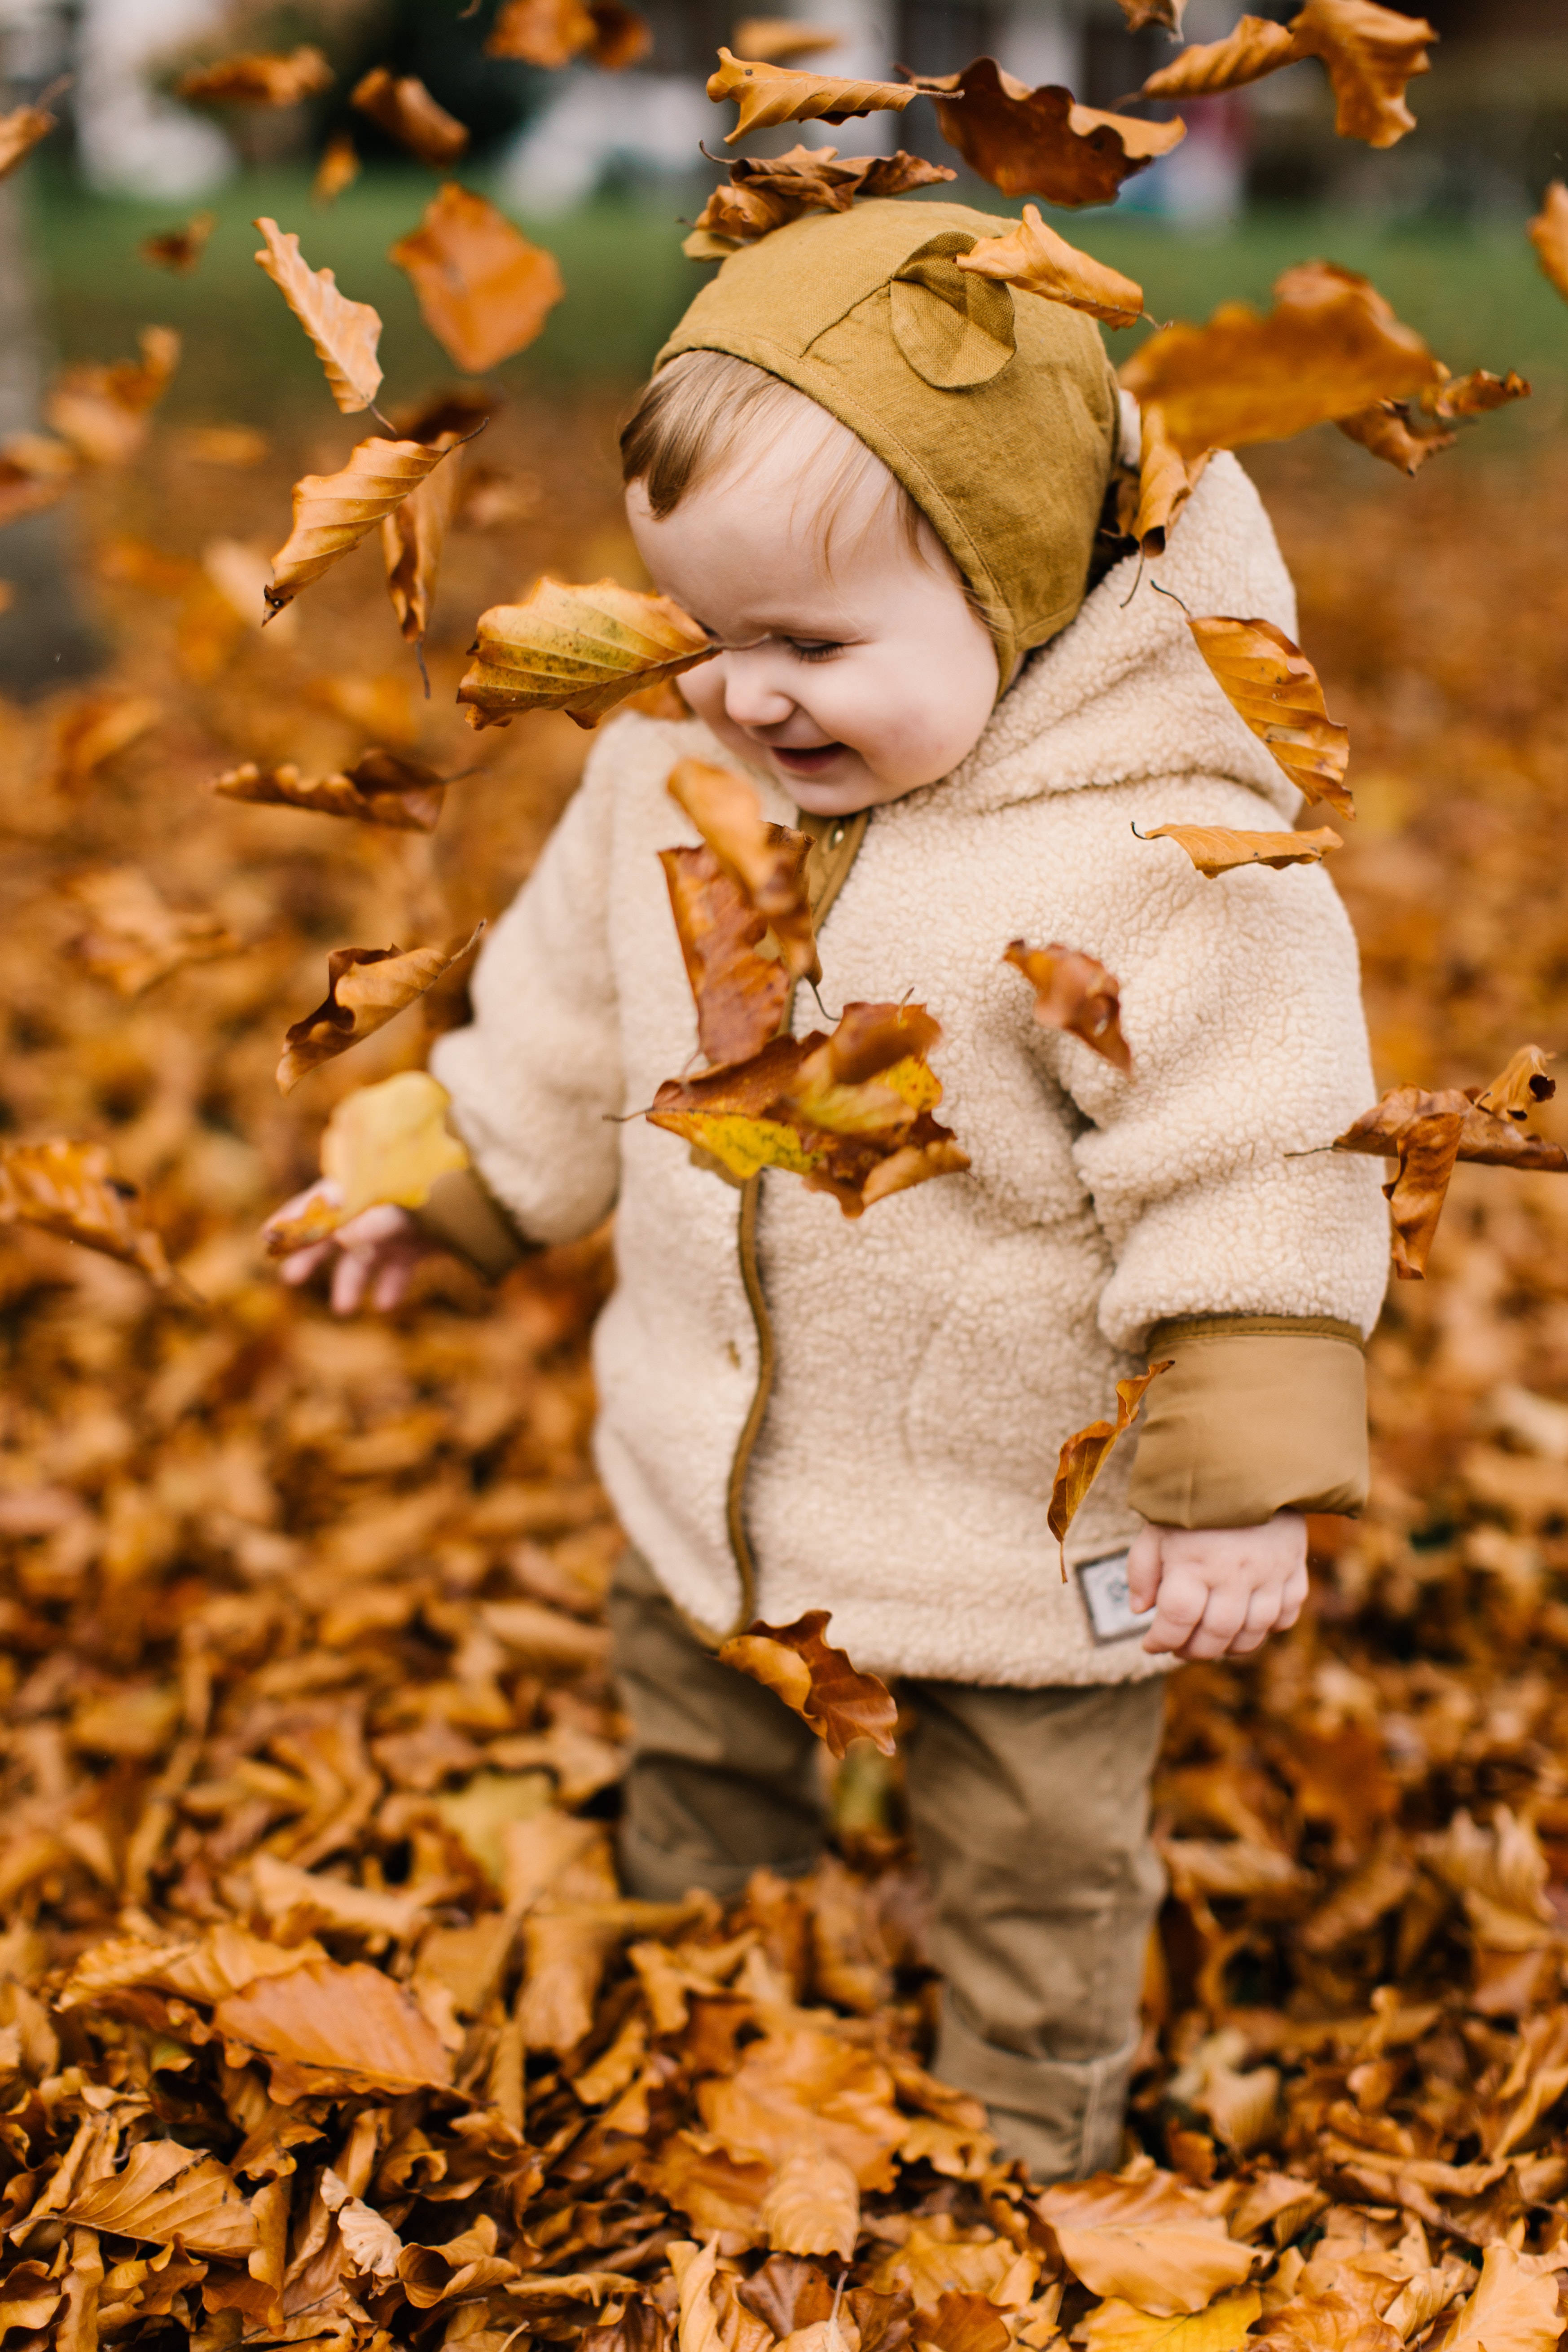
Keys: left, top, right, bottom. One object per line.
{"left": 722, "top": 655, "right": 794, "bottom": 731}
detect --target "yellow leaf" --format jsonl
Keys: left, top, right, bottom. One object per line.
{"left": 320, "top": 1069, "right": 471, "bottom": 1221}
{"left": 458, "top": 574, "right": 713, "bottom": 731}
{"left": 1185, "top": 615, "right": 1352, "bottom": 814}
{"left": 1074, "top": 2289, "right": 1262, "bottom": 2352}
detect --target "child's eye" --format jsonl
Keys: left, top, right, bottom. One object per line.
{"left": 787, "top": 639, "right": 841, "bottom": 664}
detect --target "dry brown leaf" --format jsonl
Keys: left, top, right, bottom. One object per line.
{"left": 1038, "top": 2167, "right": 1256, "bottom": 2317}
{"left": 1118, "top": 0, "right": 1188, "bottom": 28}
{"left": 0, "top": 84, "right": 64, "bottom": 180}
{"left": 62, "top": 866, "right": 241, "bottom": 995}
{"left": 1141, "top": 0, "right": 1432, "bottom": 146}
{"left": 650, "top": 998, "right": 969, "bottom": 1216}
{"left": 1047, "top": 1367, "right": 1172, "bottom": 1571}
{"left": 59, "top": 1924, "right": 328, "bottom": 2008}
{"left": 733, "top": 19, "right": 843, "bottom": 63}
{"left": 958, "top": 205, "right": 1142, "bottom": 325}
{"left": 707, "top": 46, "right": 925, "bottom": 142}
{"left": 1381, "top": 1109, "right": 1465, "bottom": 1281}
{"left": 275, "top": 924, "right": 483, "bottom": 1093}
{"left": 927, "top": 58, "right": 1186, "bottom": 207}
{"left": 390, "top": 184, "right": 564, "bottom": 375}
{"left": 1185, "top": 615, "right": 1352, "bottom": 813}
{"left": 314, "top": 128, "right": 360, "bottom": 204}
{"left": 1429, "top": 366, "right": 1531, "bottom": 419}
{"left": 1335, "top": 398, "right": 1452, "bottom": 475}
{"left": 700, "top": 2027, "right": 905, "bottom": 2186}
{"left": 0, "top": 1139, "right": 173, "bottom": 1287}
{"left": 1138, "top": 14, "right": 1302, "bottom": 101}
{"left": 265, "top": 434, "right": 456, "bottom": 616}
{"left": 45, "top": 326, "right": 181, "bottom": 466}
{"left": 252, "top": 217, "right": 385, "bottom": 415}
{"left": 669, "top": 757, "right": 818, "bottom": 984}
{"left": 719, "top": 1613, "right": 897, "bottom": 1760}
{"left": 925, "top": 2290, "right": 1012, "bottom": 2352}
{"left": 140, "top": 210, "right": 215, "bottom": 273}
{"left": 382, "top": 429, "right": 466, "bottom": 646}
{"left": 1138, "top": 822, "right": 1342, "bottom": 877}
{"left": 1120, "top": 261, "right": 1443, "bottom": 461}
{"left": 1439, "top": 2242, "right": 1561, "bottom": 2352}
{"left": 458, "top": 574, "right": 713, "bottom": 730}
{"left": 57, "top": 2139, "right": 259, "bottom": 2254}
{"left": 0, "top": 428, "right": 75, "bottom": 524}
{"left": 661, "top": 845, "right": 792, "bottom": 1071}
{"left": 1333, "top": 1079, "right": 1568, "bottom": 1175}
{"left": 213, "top": 749, "right": 450, "bottom": 832}
{"left": 1127, "top": 404, "right": 1208, "bottom": 555}
{"left": 686, "top": 145, "right": 955, "bottom": 255}
{"left": 213, "top": 1957, "right": 453, "bottom": 2097}
{"left": 177, "top": 46, "right": 334, "bottom": 105}
{"left": 1475, "top": 1043, "right": 1556, "bottom": 1123}
{"left": 351, "top": 67, "right": 470, "bottom": 165}
{"left": 759, "top": 2146, "right": 860, "bottom": 2259}
{"left": 53, "top": 691, "right": 161, "bottom": 790}
{"left": 1529, "top": 181, "right": 1568, "bottom": 302}
{"left": 1003, "top": 941, "right": 1132, "bottom": 1075}
{"left": 486, "top": 0, "right": 650, "bottom": 69}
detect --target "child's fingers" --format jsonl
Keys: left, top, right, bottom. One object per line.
{"left": 330, "top": 1244, "right": 372, "bottom": 1316}
{"left": 371, "top": 1252, "right": 413, "bottom": 1312}
{"left": 1141, "top": 1561, "right": 1209, "bottom": 1653}
{"left": 279, "top": 1240, "right": 332, "bottom": 1285}
{"left": 1125, "top": 1525, "right": 1163, "bottom": 1611}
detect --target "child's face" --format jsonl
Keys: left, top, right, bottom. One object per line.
{"left": 626, "top": 416, "right": 1000, "bottom": 816}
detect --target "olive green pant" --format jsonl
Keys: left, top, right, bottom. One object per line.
{"left": 608, "top": 1547, "right": 1167, "bottom": 2183}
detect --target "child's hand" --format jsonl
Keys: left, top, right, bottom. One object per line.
{"left": 1126, "top": 1512, "right": 1308, "bottom": 1660}
{"left": 272, "top": 1186, "right": 435, "bottom": 1314}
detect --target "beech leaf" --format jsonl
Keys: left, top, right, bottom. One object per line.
{"left": 1004, "top": 941, "right": 1132, "bottom": 1074}
{"left": 1185, "top": 616, "right": 1352, "bottom": 813}
{"left": 1529, "top": 181, "right": 1568, "bottom": 303}
{"left": 382, "top": 427, "right": 467, "bottom": 646}
{"left": 1140, "top": 1, "right": 1433, "bottom": 148}
{"left": 759, "top": 2145, "right": 860, "bottom": 2259}
{"left": 140, "top": 210, "right": 215, "bottom": 273}
{"left": 1047, "top": 1366, "right": 1172, "bottom": 1572}
{"left": 1137, "top": 822, "right": 1342, "bottom": 877}
{"left": 457, "top": 575, "right": 713, "bottom": 731}
{"left": 56, "top": 2140, "right": 259, "bottom": 2255}
{"left": 390, "top": 185, "right": 564, "bottom": 375}
{"left": 719, "top": 1612, "right": 897, "bottom": 1759}
{"left": 45, "top": 326, "right": 181, "bottom": 467}
{"left": 265, "top": 434, "right": 457, "bottom": 616}
{"left": 707, "top": 47, "right": 925, "bottom": 142}
{"left": 212, "top": 1956, "right": 454, "bottom": 2096}
{"left": 213, "top": 748, "right": 450, "bottom": 832}
{"left": 252, "top": 217, "right": 385, "bottom": 415}
{"left": 176, "top": 47, "right": 334, "bottom": 106}
{"left": 62, "top": 866, "right": 241, "bottom": 996}
{"left": 1037, "top": 2166, "right": 1256, "bottom": 2316}
{"left": 926, "top": 59, "right": 1186, "bottom": 207}
{"left": 957, "top": 207, "right": 1143, "bottom": 327}
{"left": 1126, "top": 405, "right": 1208, "bottom": 555}
{"left": 276, "top": 924, "right": 484, "bottom": 1093}
{"left": 351, "top": 66, "right": 470, "bottom": 164}
{"left": 486, "top": 0, "right": 651, "bottom": 70}
{"left": 668, "top": 758, "right": 819, "bottom": 985}
{"left": 314, "top": 129, "right": 360, "bottom": 205}
{"left": 1074, "top": 2289, "right": 1262, "bottom": 2352}
{"left": 687, "top": 145, "right": 955, "bottom": 255}
{"left": 661, "top": 845, "right": 793, "bottom": 1071}
{"left": 0, "top": 1139, "right": 173, "bottom": 1287}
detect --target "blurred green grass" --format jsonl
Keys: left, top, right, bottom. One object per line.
{"left": 26, "top": 163, "right": 1568, "bottom": 453}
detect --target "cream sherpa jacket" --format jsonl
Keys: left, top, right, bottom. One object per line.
{"left": 430, "top": 452, "right": 1389, "bottom": 1688}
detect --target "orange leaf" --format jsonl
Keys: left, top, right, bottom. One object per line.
{"left": 1529, "top": 180, "right": 1568, "bottom": 303}
{"left": 252, "top": 217, "right": 384, "bottom": 414}
{"left": 686, "top": 145, "right": 955, "bottom": 255}
{"left": 1287, "top": 0, "right": 1436, "bottom": 149}
{"left": 1428, "top": 366, "right": 1530, "bottom": 420}
{"left": 351, "top": 66, "right": 470, "bottom": 166}
{"left": 1185, "top": 615, "right": 1352, "bottom": 814}
{"left": 56, "top": 2141, "right": 259, "bottom": 2256}
{"left": 1139, "top": 15, "right": 1300, "bottom": 101}
{"left": 1004, "top": 941, "right": 1132, "bottom": 1074}
{"left": 1126, "top": 403, "right": 1208, "bottom": 555}
{"left": 660, "top": 845, "right": 792, "bottom": 1071}
{"left": 668, "top": 758, "right": 819, "bottom": 985}
{"left": 139, "top": 211, "right": 215, "bottom": 273}
{"left": 923, "top": 2290, "right": 1011, "bottom": 2352}
{"left": 1382, "top": 1109, "right": 1464, "bottom": 1279}
{"left": 213, "top": 749, "right": 449, "bottom": 832}
{"left": 457, "top": 575, "right": 713, "bottom": 730}
{"left": 61, "top": 866, "right": 241, "bottom": 996}
{"left": 276, "top": 926, "right": 484, "bottom": 1094}
{"left": 53, "top": 692, "right": 161, "bottom": 790}
{"left": 0, "top": 88, "right": 63, "bottom": 180}
{"left": 176, "top": 47, "right": 334, "bottom": 105}
{"left": 1047, "top": 1366, "right": 1172, "bottom": 1573}
{"left": 265, "top": 434, "right": 457, "bottom": 616}
{"left": 382, "top": 427, "right": 467, "bottom": 645}
{"left": 957, "top": 206, "right": 1143, "bottom": 327}
{"left": 390, "top": 185, "right": 563, "bottom": 375}
{"left": 699, "top": 2026, "right": 905, "bottom": 2185}
{"left": 1475, "top": 1044, "right": 1556, "bottom": 1124}
{"left": 212, "top": 1957, "right": 453, "bottom": 2097}
{"left": 733, "top": 19, "right": 843, "bottom": 64}
{"left": 1117, "top": 0, "right": 1188, "bottom": 26}
{"left": 1138, "top": 822, "right": 1341, "bottom": 877}
{"left": 0, "top": 1139, "right": 173, "bottom": 1287}
{"left": 707, "top": 46, "right": 924, "bottom": 142}
{"left": 486, "top": 0, "right": 650, "bottom": 69}
{"left": 1332, "top": 1075, "right": 1568, "bottom": 1175}
{"left": 927, "top": 58, "right": 1186, "bottom": 206}
{"left": 1120, "top": 260, "right": 1442, "bottom": 461}
{"left": 719, "top": 1611, "right": 897, "bottom": 1759}
{"left": 1335, "top": 398, "right": 1452, "bottom": 474}
{"left": 45, "top": 327, "right": 180, "bottom": 466}
{"left": 313, "top": 129, "right": 360, "bottom": 205}
{"left": 1036, "top": 2166, "right": 1256, "bottom": 2317}
{"left": 758, "top": 2145, "right": 859, "bottom": 2260}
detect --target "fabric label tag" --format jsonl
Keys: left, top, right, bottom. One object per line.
{"left": 1076, "top": 1550, "right": 1155, "bottom": 1644}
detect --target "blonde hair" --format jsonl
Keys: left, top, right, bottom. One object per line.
{"left": 620, "top": 348, "right": 936, "bottom": 572}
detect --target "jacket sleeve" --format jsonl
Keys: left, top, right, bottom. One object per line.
{"left": 426, "top": 728, "right": 625, "bottom": 1249}
{"left": 1029, "top": 772, "right": 1389, "bottom": 1525}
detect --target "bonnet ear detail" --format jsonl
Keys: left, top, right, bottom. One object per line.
{"left": 889, "top": 231, "right": 1017, "bottom": 390}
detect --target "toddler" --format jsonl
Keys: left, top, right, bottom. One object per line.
{"left": 282, "top": 201, "right": 1388, "bottom": 2181}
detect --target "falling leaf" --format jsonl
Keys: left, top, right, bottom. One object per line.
{"left": 1074, "top": 2289, "right": 1262, "bottom": 2352}
{"left": 1430, "top": 366, "right": 1530, "bottom": 418}
{"left": 390, "top": 185, "right": 564, "bottom": 375}
{"left": 1475, "top": 1044, "right": 1555, "bottom": 1123}
{"left": 176, "top": 46, "right": 335, "bottom": 105}
{"left": 1381, "top": 1109, "right": 1465, "bottom": 1280}
{"left": 1038, "top": 2167, "right": 1256, "bottom": 2317}
{"left": 351, "top": 67, "right": 470, "bottom": 165}
{"left": 1136, "top": 822, "right": 1342, "bottom": 877}
{"left": 213, "top": 1957, "right": 453, "bottom": 2097}
{"left": 0, "top": 1140, "right": 173, "bottom": 1287}
{"left": 1127, "top": 405, "right": 1208, "bottom": 555}
{"left": 669, "top": 758, "right": 818, "bottom": 982}
{"left": 458, "top": 575, "right": 713, "bottom": 730}
{"left": 0, "top": 428, "right": 75, "bottom": 524}
{"left": 53, "top": 692, "right": 161, "bottom": 790}
{"left": 275, "top": 924, "right": 484, "bottom": 1093}
{"left": 1141, "top": 0, "right": 1433, "bottom": 146}
{"left": 57, "top": 2139, "right": 259, "bottom": 2255}
{"left": 180, "top": 423, "right": 269, "bottom": 466}
{"left": 213, "top": 750, "right": 449, "bottom": 832}
{"left": 314, "top": 128, "right": 360, "bottom": 204}
{"left": 1335, "top": 398, "right": 1451, "bottom": 475}
{"left": 1528, "top": 181, "right": 1568, "bottom": 302}
{"left": 1183, "top": 615, "right": 1352, "bottom": 813}
{"left": 1119, "top": 0, "right": 1188, "bottom": 25}
{"left": 926, "top": 59, "right": 1186, "bottom": 207}
{"left": 61, "top": 866, "right": 241, "bottom": 996}
{"left": 687, "top": 146, "right": 956, "bottom": 254}
{"left": 140, "top": 211, "right": 215, "bottom": 273}
{"left": 957, "top": 206, "right": 1143, "bottom": 326}
{"left": 45, "top": 326, "right": 181, "bottom": 466}
{"left": 707, "top": 46, "right": 926, "bottom": 142}
{"left": 720, "top": 1612, "right": 897, "bottom": 1759}
{"left": 1139, "top": 14, "right": 1302, "bottom": 101}
{"left": 734, "top": 19, "right": 843, "bottom": 63}
{"left": 0, "top": 83, "right": 65, "bottom": 180}
{"left": 650, "top": 1000, "right": 970, "bottom": 1216}
{"left": 382, "top": 428, "right": 467, "bottom": 648}
{"left": 1333, "top": 1069, "right": 1568, "bottom": 1175}
{"left": 486, "top": 0, "right": 651, "bottom": 69}
{"left": 1047, "top": 1366, "right": 1172, "bottom": 1572}
{"left": 265, "top": 434, "right": 457, "bottom": 617}
{"left": 252, "top": 217, "right": 385, "bottom": 415}
{"left": 661, "top": 845, "right": 792, "bottom": 1071}
{"left": 1003, "top": 941, "right": 1132, "bottom": 1074}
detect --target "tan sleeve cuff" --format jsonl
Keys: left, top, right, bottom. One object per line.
{"left": 413, "top": 1165, "right": 531, "bottom": 1281}
{"left": 1126, "top": 1315, "right": 1369, "bottom": 1528}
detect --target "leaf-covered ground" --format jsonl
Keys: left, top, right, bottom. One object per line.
{"left": 3, "top": 390, "right": 1568, "bottom": 2352}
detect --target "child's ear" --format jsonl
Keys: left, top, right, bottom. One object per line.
{"left": 890, "top": 233, "right": 1016, "bottom": 392}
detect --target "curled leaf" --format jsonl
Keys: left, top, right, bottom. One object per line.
{"left": 56, "top": 2140, "right": 259, "bottom": 2255}
{"left": 927, "top": 58, "right": 1186, "bottom": 207}
{"left": 1138, "top": 822, "right": 1342, "bottom": 878}
{"left": 662, "top": 843, "right": 791, "bottom": 1071}
{"left": 276, "top": 925, "right": 484, "bottom": 1094}
{"left": 62, "top": 866, "right": 241, "bottom": 995}
{"left": 687, "top": 145, "right": 955, "bottom": 255}
{"left": 1185, "top": 615, "right": 1352, "bottom": 814}
{"left": 390, "top": 184, "right": 564, "bottom": 375}
{"left": 1475, "top": 1044, "right": 1555, "bottom": 1123}
{"left": 707, "top": 46, "right": 924, "bottom": 142}
{"left": 351, "top": 67, "right": 470, "bottom": 165}
{"left": 1004, "top": 941, "right": 1132, "bottom": 1074}
{"left": 265, "top": 435, "right": 457, "bottom": 617}
{"left": 719, "top": 1612, "right": 897, "bottom": 1759}
{"left": 957, "top": 206, "right": 1143, "bottom": 327}
{"left": 213, "top": 749, "right": 450, "bottom": 832}
{"left": 668, "top": 758, "right": 818, "bottom": 984}
{"left": 1333, "top": 1076, "right": 1568, "bottom": 1175}
{"left": 1139, "top": 14, "right": 1302, "bottom": 101}
{"left": 382, "top": 426, "right": 466, "bottom": 646}
{"left": 486, "top": 0, "right": 650, "bottom": 69}
{"left": 1126, "top": 403, "right": 1208, "bottom": 555}
{"left": 759, "top": 2145, "right": 860, "bottom": 2259}
{"left": 253, "top": 217, "right": 384, "bottom": 414}
{"left": 1140, "top": 0, "right": 1434, "bottom": 148}
{"left": 1047, "top": 1366, "right": 1172, "bottom": 1573}
{"left": 1117, "top": 0, "right": 1188, "bottom": 26}
{"left": 458, "top": 575, "right": 713, "bottom": 731}
{"left": 0, "top": 85, "right": 65, "bottom": 180}
{"left": 45, "top": 327, "right": 181, "bottom": 466}
{"left": 0, "top": 1139, "right": 173, "bottom": 1287}
{"left": 314, "top": 128, "right": 360, "bottom": 205}
{"left": 140, "top": 211, "right": 215, "bottom": 273}
{"left": 176, "top": 47, "right": 334, "bottom": 106}
{"left": 1335, "top": 398, "right": 1452, "bottom": 474}
{"left": 1529, "top": 180, "right": 1568, "bottom": 303}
